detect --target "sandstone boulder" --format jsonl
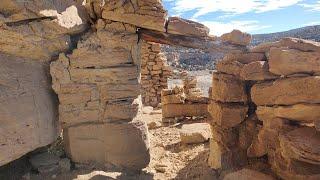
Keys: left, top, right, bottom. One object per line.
{"left": 221, "top": 30, "right": 252, "bottom": 46}
{"left": 251, "top": 76, "right": 320, "bottom": 106}
{"left": 211, "top": 73, "right": 247, "bottom": 103}
{"left": 223, "top": 52, "right": 266, "bottom": 64}
{"left": 269, "top": 48, "right": 320, "bottom": 76}
{"left": 209, "top": 139, "right": 247, "bottom": 170}
{"left": 279, "top": 37, "right": 320, "bottom": 53}
{"left": 256, "top": 104, "right": 320, "bottom": 123}
{"left": 240, "top": 61, "right": 279, "bottom": 81}
{"left": 0, "top": 54, "right": 58, "bottom": 166}
{"left": 162, "top": 103, "right": 208, "bottom": 118}
{"left": 101, "top": 0, "right": 167, "bottom": 32}
{"left": 239, "top": 115, "right": 258, "bottom": 150}
{"left": 223, "top": 169, "right": 275, "bottom": 180}
{"left": 180, "top": 123, "right": 211, "bottom": 144}
{"left": 167, "top": 17, "right": 210, "bottom": 37}
{"left": 64, "top": 121, "right": 150, "bottom": 170}
{"left": 211, "top": 125, "right": 239, "bottom": 147}
{"left": 250, "top": 41, "right": 281, "bottom": 53}
{"left": 208, "top": 102, "right": 248, "bottom": 128}
{"left": 279, "top": 127, "right": 320, "bottom": 165}
{"left": 216, "top": 60, "right": 244, "bottom": 77}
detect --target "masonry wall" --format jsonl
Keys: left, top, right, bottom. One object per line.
{"left": 140, "top": 41, "right": 172, "bottom": 107}
{"left": 208, "top": 31, "right": 320, "bottom": 179}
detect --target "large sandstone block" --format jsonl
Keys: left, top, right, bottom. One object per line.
{"left": 216, "top": 60, "right": 244, "bottom": 77}
{"left": 223, "top": 52, "right": 266, "bottom": 64}
{"left": 69, "top": 66, "right": 138, "bottom": 83}
{"left": 279, "top": 37, "right": 320, "bottom": 53}
{"left": 208, "top": 139, "right": 247, "bottom": 170}
{"left": 161, "top": 94, "right": 185, "bottom": 105}
{"left": 256, "top": 104, "right": 320, "bottom": 123}
{"left": 269, "top": 48, "right": 320, "bottom": 76}
{"left": 162, "top": 103, "right": 208, "bottom": 118}
{"left": 0, "top": 54, "right": 58, "bottom": 166}
{"left": 279, "top": 127, "right": 320, "bottom": 165}
{"left": 240, "top": 61, "right": 279, "bottom": 81}
{"left": 208, "top": 102, "right": 248, "bottom": 128}
{"left": 64, "top": 121, "right": 150, "bottom": 170}
{"left": 101, "top": 0, "right": 167, "bottom": 32}
{"left": 223, "top": 169, "right": 275, "bottom": 180}
{"left": 220, "top": 30, "right": 252, "bottom": 46}
{"left": 0, "top": 1, "right": 88, "bottom": 61}
{"left": 211, "top": 125, "right": 239, "bottom": 147}
{"left": 211, "top": 73, "right": 247, "bottom": 103}
{"left": 100, "top": 82, "right": 140, "bottom": 102}
{"left": 167, "top": 17, "right": 209, "bottom": 37}
{"left": 103, "top": 99, "right": 141, "bottom": 122}
{"left": 251, "top": 76, "right": 320, "bottom": 106}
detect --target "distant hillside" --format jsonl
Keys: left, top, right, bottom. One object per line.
{"left": 252, "top": 25, "right": 320, "bottom": 46}
{"left": 163, "top": 25, "right": 320, "bottom": 71}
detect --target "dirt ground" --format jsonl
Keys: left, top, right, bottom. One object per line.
{"left": 0, "top": 109, "right": 217, "bottom": 180}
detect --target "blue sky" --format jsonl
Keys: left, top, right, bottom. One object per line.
{"left": 163, "top": 0, "right": 320, "bottom": 36}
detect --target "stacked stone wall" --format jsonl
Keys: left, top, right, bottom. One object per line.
{"left": 162, "top": 76, "right": 209, "bottom": 122}
{"left": 208, "top": 30, "right": 320, "bottom": 179}
{"left": 140, "top": 41, "right": 172, "bottom": 107}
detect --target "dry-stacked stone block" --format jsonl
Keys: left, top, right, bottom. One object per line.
{"left": 208, "top": 30, "right": 253, "bottom": 170}
{"left": 161, "top": 76, "right": 209, "bottom": 122}
{"left": 140, "top": 41, "right": 172, "bottom": 107}
{"left": 210, "top": 31, "right": 320, "bottom": 179}
{"left": 51, "top": 20, "right": 150, "bottom": 170}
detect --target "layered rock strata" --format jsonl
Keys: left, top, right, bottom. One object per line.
{"left": 0, "top": 0, "right": 88, "bottom": 166}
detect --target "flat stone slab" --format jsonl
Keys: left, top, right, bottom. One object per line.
{"left": 180, "top": 123, "right": 211, "bottom": 144}
{"left": 223, "top": 169, "right": 275, "bottom": 180}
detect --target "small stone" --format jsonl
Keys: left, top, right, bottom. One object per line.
{"left": 29, "top": 152, "right": 59, "bottom": 169}
{"left": 59, "top": 158, "right": 71, "bottom": 173}
{"left": 180, "top": 123, "right": 211, "bottom": 144}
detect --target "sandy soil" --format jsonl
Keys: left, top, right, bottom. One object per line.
{"left": 0, "top": 109, "right": 217, "bottom": 180}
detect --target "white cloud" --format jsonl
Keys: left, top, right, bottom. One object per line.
{"left": 164, "top": 0, "right": 303, "bottom": 18}
{"left": 200, "top": 20, "right": 271, "bottom": 36}
{"left": 300, "top": 1, "right": 320, "bottom": 11}
{"left": 303, "top": 21, "right": 320, "bottom": 26}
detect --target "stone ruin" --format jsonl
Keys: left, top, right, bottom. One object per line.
{"left": 161, "top": 75, "right": 209, "bottom": 122}
{"left": 0, "top": 0, "right": 319, "bottom": 179}
{"left": 140, "top": 41, "right": 172, "bottom": 107}
{"left": 208, "top": 31, "right": 320, "bottom": 179}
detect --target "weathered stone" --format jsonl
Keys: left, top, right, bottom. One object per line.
{"left": 162, "top": 103, "right": 208, "bottom": 118}
{"left": 239, "top": 115, "right": 258, "bottom": 150}
{"left": 208, "top": 139, "right": 247, "bottom": 170}
{"left": 29, "top": 152, "right": 59, "bottom": 169}
{"left": 247, "top": 127, "right": 267, "bottom": 158}
{"left": 101, "top": 0, "right": 167, "bottom": 32}
{"left": 64, "top": 120, "right": 150, "bottom": 170}
{"left": 279, "top": 37, "right": 320, "bottom": 53}
{"left": 256, "top": 104, "right": 320, "bottom": 124}
{"left": 167, "top": 17, "right": 209, "bottom": 37}
{"left": 240, "top": 61, "right": 279, "bottom": 81}
{"left": 315, "top": 119, "right": 320, "bottom": 131}
{"left": 211, "top": 125, "right": 239, "bottom": 147}
{"left": 221, "top": 30, "right": 252, "bottom": 46}
{"left": 100, "top": 82, "right": 140, "bottom": 102}
{"left": 180, "top": 123, "right": 211, "bottom": 144}
{"left": 250, "top": 41, "right": 281, "bottom": 53}
{"left": 279, "top": 127, "right": 320, "bottom": 165}
{"left": 216, "top": 60, "right": 244, "bottom": 77}
{"left": 0, "top": 54, "right": 58, "bottom": 166}
{"left": 269, "top": 48, "right": 320, "bottom": 76}
{"left": 251, "top": 76, "right": 320, "bottom": 106}
{"left": 208, "top": 102, "right": 248, "bottom": 129}
{"left": 69, "top": 66, "right": 138, "bottom": 83}
{"left": 211, "top": 73, "right": 247, "bottom": 103}
{"left": 104, "top": 99, "right": 141, "bottom": 122}
{"left": 271, "top": 150, "right": 320, "bottom": 180}
{"left": 59, "top": 158, "right": 71, "bottom": 173}
{"left": 161, "top": 94, "right": 185, "bottom": 105}
{"left": 223, "top": 169, "right": 275, "bottom": 180}
{"left": 223, "top": 52, "right": 266, "bottom": 64}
